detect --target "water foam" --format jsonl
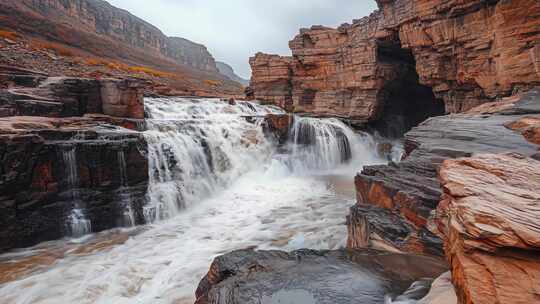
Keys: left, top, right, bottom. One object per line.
{"left": 0, "top": 97, "right": 392, "bottom": 304}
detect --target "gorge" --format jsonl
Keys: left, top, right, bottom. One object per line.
{"left": 0, "top": 0, "right": 539, "bottom": 304}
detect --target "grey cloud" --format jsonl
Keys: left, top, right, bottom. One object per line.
{"left": 107, "top": 0, "right": 377, "bottom": 79}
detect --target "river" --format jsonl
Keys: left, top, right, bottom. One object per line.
{"left": 0, "top": 98, "right": 393, "bottom": 304}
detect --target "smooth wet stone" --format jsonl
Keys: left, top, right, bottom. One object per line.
{"left": 195, "top": 248, "right": 448, "bottom": 304}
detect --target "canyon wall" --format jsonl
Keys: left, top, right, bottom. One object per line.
{"left": 348, "top": 89, "right": 540, "bottom": 303}
{"left": 2, "top": 0, "right": 219, "bottom": 73}
{"left": 0, "top": 0, "right": 245, "bottom": 97}
{"left": 249, "top": 0, "right": 540, "bottom": 126}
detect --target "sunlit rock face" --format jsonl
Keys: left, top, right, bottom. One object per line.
{"left": 436, "top": 153, "right": 540, "bottom": 304}
{"left": 248, "top": 54, "right": 294, "bottom": 111}
{"left": 249, "top": 0, "right": 540, "bottom": 128}
{"left": 195, "top": 249, "right": 448, "bottom": 304}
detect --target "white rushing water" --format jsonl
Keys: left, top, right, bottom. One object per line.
{"left": 61, "top": 147, "right": 92, "bottom": 237}
{"left": 117, "top": 150, "right": 136, "bottom": 227}
{"left": 142, "top": 98, "right": 283, "bottom": 222}
{"left": 0, "top": 97, "right": 390, "bottom": 304}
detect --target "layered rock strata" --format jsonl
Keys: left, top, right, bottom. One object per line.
{"left": 0, "top": 67, "right": 145, "bottom": 119}
{"left": 195, "top": 249, "right": 448, "bottom": 304}
{"left": 0, "top": 70, "right": 149, "bottom": 252}
{"left": 249, "top": 0, "right": 540, "bottom": 129}
{"left": 0, "top": 0, "right": 218, "bottom": 73}
{"left": 436, "top": 153, "right": 540, "bottom": 304}
{"left": 0, "top": 116, "right": 148, "bottom": 252}
{"left": 348, "top": 89, "right": 540, "bottom": 256}
{"left": 0, "top": 0, "right": 244, "bottom": 97}
{"left": 248, "top": 54, "right": 293, "bottom": 110}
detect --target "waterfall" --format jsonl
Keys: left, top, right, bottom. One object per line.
{"left": 61, "top": 147, "right": 92, "bottom": 237}
{"left": 117, "top": 150, "right": 136, "bottom": 227}
{"left": 286, "top": 116, "right": 380, "bottom": 173}
{"left": 141, "top": 98, "right": 384, "bottom": 222}
{"left": 142, "top": 98, "right": 281, "bottom": 222}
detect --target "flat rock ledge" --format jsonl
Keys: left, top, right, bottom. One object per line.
{"left": 195, "top": 248, "right": 448, "bottom": 304}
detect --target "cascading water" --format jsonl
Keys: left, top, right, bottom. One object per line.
{"left": 0, "top": 97, "right": 401, "bottom": 304}
{"left": 143, "top": 98, "right": 282, "bottom": 222}
{"left": 61, "top": 147, "right": 92, "bottom": 237}
{"left": 117, "top": 150, "right": 136, "bottom": 227}
{"left": 284, "top": 116, "right": 381, "bottom": 174}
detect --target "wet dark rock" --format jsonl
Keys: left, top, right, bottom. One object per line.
{"left": 347, "top": 205, "right": 443, "bottom": 256}
{"left": 350, "top": 89, "right": 540, "bottom": 257}
{"left": 195, "top": 248, "right": 448, "bottom": 304}
{"left": 263, "top": 114, "right": 294, "bottom": 144}
{"left": 0, "top": 117, "right": 148, "bottom": 252}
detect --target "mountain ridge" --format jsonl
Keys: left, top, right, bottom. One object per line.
{"left": 216, "top": 61, "right": 249, "bottom": 86}
{"left": 0, "top": 0, "right": 244, "bottom": 96}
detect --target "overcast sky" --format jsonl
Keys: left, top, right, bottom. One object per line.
{"left": 107, "top": 0, "right": 377, "bottom": 79}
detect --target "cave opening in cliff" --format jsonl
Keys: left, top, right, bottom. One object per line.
{"left": 372, "top": 43, "right": 445, "bottom": 138}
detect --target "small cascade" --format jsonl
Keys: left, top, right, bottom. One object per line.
{"left": 61, "top": 147, "right": 92, "bottom": 237}
{"left": 142, "top": 98, "right": 281, "bottom": 222}
{"left": 117, "top": 150, "right": 136, "bottom": 227}
{"left": 286, "top": 116, "right": 380, "bottom": 173}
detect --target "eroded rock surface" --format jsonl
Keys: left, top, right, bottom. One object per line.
{"left": 249, "top": 0, "right": 540, "bottom": 127}
{"left": 0, "top": 116, "right": 148, "bottom": 252}
{"left": 248, "top": 54, "right": 293, "bottom": 110}
{"left": 195, "top": 249, "right": 448, "bottom": 304}
{"left": 0, "top": 71, "right": 146, "bottom": 119}
{"left": 349, "top": 89, "right": 540, "bottom": 256}
{"left": 436, "top": 153, "right": 540, "bottom": 304}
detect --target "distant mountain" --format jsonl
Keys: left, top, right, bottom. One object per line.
{"left": 0, "top": 0, "right": 243, "bottom": 96}
{"left": 216, "top": 62, "right": 249, "bottom": 86}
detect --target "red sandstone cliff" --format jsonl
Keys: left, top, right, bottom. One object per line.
{"left": 249, "top": 0, "right": 540, "bottom": 126}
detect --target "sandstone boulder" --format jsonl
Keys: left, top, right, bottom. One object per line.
{"left": 349, "top": 90, "right": 540, "bottom": 257}
{"left": 436, "top": 153, "right": 540, "bottom": 304}
{"left": 506, "top": 115, "right": 540, "bottom": 146}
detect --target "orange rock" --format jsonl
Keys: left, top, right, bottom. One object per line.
{"left": 436, "top": 153, "right": 540, "bottom": 304}
{"left": 248, "top": 53, "right": 293, "bottom": 111}
{"left": 249, "top": 0, "right": 540, "bottom": 120}
{"left": 506, "top": 116, "right": 540, "bottom": 145}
